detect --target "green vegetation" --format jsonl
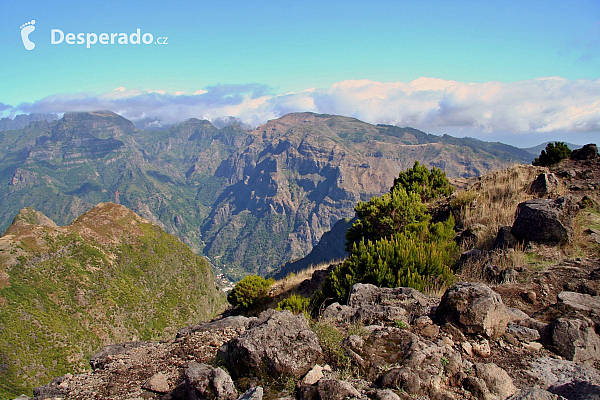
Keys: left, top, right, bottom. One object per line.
{"left": 0, "top": 204, "right": 226, "bottom": 398}
{"left": 394, "top": 320, "right": 409, "bottom": 329}
{"left": 313, "top": 162, "right": 458, "bottom": 308}
{"left": 311, "top": 320, "right": 350, "bottom": 372}
{"left": 227, "top": 275, "right": 274, "bottom": 310}
{"left": 276, "top": 294, "right": 311, "bottom": 316}
{"left": 532, "top": 142, "right": 571, "bottom": 166}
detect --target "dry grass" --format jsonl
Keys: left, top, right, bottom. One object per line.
{"left": 267, "top": 260, "right": 342, "bottom": 309}
{"left": 452, "top": 164, "right": 549, "bottom": 250}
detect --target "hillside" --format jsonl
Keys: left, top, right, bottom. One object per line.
{"left": 26, "top": 149, "right": 600, "bottom": 400}
{"left": 0, "top": 203, "right": 226, "bottom": 398}
{"left": 0, "top": 111, "right": 532, "bottom": 279}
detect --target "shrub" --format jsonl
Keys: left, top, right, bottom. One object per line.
{"left": 311, "top": 320, "right": 349, "bottom": 370}
{"left": 532, "top": 142, "right": 571, "bottom": 166}
{"left": 345, "top": 186, "right": 428, "bottom": 251}
{"left": 276, "top": 294, "right": 310, "bottom": 315}
{"left": 393, "top": 161, "right": 454, "bottom": 202}
{"left": 325, "top": 218, "right": 458, "bottom": 304}
{"left": 227, "top": 275, "right": 274, "bottom": 309}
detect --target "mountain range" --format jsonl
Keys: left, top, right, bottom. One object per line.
{"left": 0, "top": 111, "right": 534, "bottom": 279}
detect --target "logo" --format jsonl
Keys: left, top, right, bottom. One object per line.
{"left": 20, "top": 20, "right": 36, "bottom": 50}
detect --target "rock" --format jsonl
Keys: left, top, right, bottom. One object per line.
{"left": 474, "top": 363, "right": 517, "bottom": 399}
{"left": 523, "top": 342, "right": 543, "bottom": 352}
{"left": 508, "top": 387, "right": 566, "bottom": 400}
{"left": 532, "top": 357, "right": 600, "bottom": 400}
{"left": 462, "top": 341, "right": 473, "bottom": 356}
{"left": 348, "top": 283, "right": 438, "bottom": 323}
{"left": 557, "top": 291, "right": 600, "bottom": 321}
{"left": 442, "top": 323, "right": 467, "bottom": 343}
{"left": 463, "top": 376, "right": 491, "bottom": 400}
{"left": 472, "top": 340, "right": 492, "bottom": 358}
{"left": 142, "top": 372, "right": 170, "bottom": 393}
{"left": 300, "top": 365, "right": 325, "bottom": 386}
{"left": 420, "top": 324, "right": 440, "bottom": 339}
{"left": 458, "top": 224, "right": 488, "bottom": 248}
{"left": 571, "top": 144, "right": 598, "bottom": 160}
{"left": 506, "top": 324, "right": 541, "bottom": 342}
{"left": 317, "top": 379, "right": 361, "bottom": 400}
{"left": 549, "top": 318, "right": 600, "bottom": 364}
{"left": 13, "top": 395, "right": 32, "bottom": 400}
{"left": 511, "top": 196, "right": 579, "bottom": 245}
{"left": 493, "top": 226, "right": 518, "bottom": 249}
{"left": 375, "top": 389, "right": 401, "bottom": 400}
{"left": 219, "top": 309, "right": 322, "bottom": 379}
{"left": 436, "top": 282, "right": 511, "bottom": 339}
{"left": 177, "top": 316, "right": 255, "bottom": 338}
{"left": 529, "top": 173, "right": 559, "bottom": 195}
{"left": 237, "top": 386, "right": 263, "bottom": 400}
{"left": 377, "top": 367, "right": 421, "bottom": 394}
{"left": 185, "top": 362, "right": 238, "bottom": 400}
{"left": 90, "top": 341, "right": 150, "bottom": 370}
{"left": 322, "top": 302, "right": 355, "bottom": 322}
{"left": 523, "top": 291, "right": 536, "bottom": 304}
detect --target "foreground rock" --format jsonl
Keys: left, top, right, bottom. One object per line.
{"left": 436, "top": 282, "right": 511, "bottom": 339}
{"left": 185, "top": 362, "right": 237, "bottom": 400}
{"left": 218, "top": 309, "right": 323, "bottom": 379}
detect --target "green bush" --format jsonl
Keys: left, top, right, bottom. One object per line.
{"left": 345, "top": 186, "right": 428, "bottom": 251}
{"left": 393, "top": 161, "right": 454, "bottom": 202}
{"left": 227, "top": 275, "right": 274, "bottom": 309}
{"left": 276, "top": 294, "right": 310, "bottom": 315}
{"left": 324, "top": 218, "right": 458, "bottom": 304}
{"left": 532, "top": 142, "right": 571, "bottom": 166}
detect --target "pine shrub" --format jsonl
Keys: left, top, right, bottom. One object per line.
{"left": 227, "top": 275, "right": 274, "bottom": 309}
{"left": 532, "top": 142, "right": 571, "bottom": 166}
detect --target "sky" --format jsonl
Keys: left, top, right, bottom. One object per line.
{"left": 0, "top": 0, "right": 599, "bottom": 147}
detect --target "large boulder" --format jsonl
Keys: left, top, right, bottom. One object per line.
{"left": 184, "top": 362, "right": 238, "bottom": 400}
{"left": 348, "top": 283, "right": 438, "bottom": 324}
{"left": 511, "top": 196, "right": 579, "bottom": 244}
{"left": 531, "top": 357, "right": 600, "bottom": 400}
{"left": 436, "top": 282, "right": 511, "bottom": 339}
{"left": 548, "top": 318, "right": 600, "bottom": 364}
{"left": 570, "top": 144, "right": 598, "bottom": 161}
{"left": 218, "top": 310, "right": 322, "bottom": 380}
{"left": 493, "top": 226, "right": 518, "bottom": 250}
{"left": 508, "top": 388, "right": 566, "bottom": 400}
{"left": 473, "top": 363, "right": 517, "bottom": 400}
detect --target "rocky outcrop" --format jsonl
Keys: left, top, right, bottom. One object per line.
{"left": 493, "top": 226, "right": 518, "bottom": 249}
{"left": 511, "top": 196, "right": 579, "bottom": 244}
{"left": 436, "top": 282, "right": 511, "bottom": 339}
{"left": 548, "top": 318, "right": 600, "bottom": 364}
{"left": 531, "top": 357, "right": 600, "bottom": 400}
{"left": 570, "top": 144, "right": 598, "bottom": 161}
{"left": 218, "top": 310, "right": 322, "bottom": 379}
{"left": 322, "top": 283, "right": 438, "bottom": 325}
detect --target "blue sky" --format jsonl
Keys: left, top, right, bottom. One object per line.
{"left": 1, "top": 0, "right": 599, "bottom": 146}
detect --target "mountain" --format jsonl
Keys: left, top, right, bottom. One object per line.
{"left": 0, "top": 111, "right": 531, "bottom": 279}
{"left": 0, "top": 113, "right": 59, "bottom": 131}
{"left": 0, "top": 203, "right": 226, "bottom": 398}
{"left": 523, "top": 141, "right": 583, "bottom": 156}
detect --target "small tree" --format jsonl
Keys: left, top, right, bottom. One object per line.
{"left": 393, "top": 161, "right": 454, "bottom": 202}
{"left": 227, "top": 275, "right": 274, "bottom": 309}
{"left": 532, "top": 142, "right": 571, "bottom": 166}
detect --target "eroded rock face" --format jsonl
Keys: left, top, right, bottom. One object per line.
{"left": 218, "top": 310, "right": 322, "bottom": 380}
{"left": 531, "top": 357, "right": 600, "bottom": 400}
{"left": 185, "top": 362, "right": 238, "bottom": 400}
{"left": 511, "top": 196, "right": 579, "bottom": 245}
{"left": 436, "top": 282, "right": 511, "bottom": 339}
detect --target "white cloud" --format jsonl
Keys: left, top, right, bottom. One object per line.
{"left": 9, "top": 77, "right": 600, "bottom": 138}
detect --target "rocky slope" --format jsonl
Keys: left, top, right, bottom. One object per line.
{"left": 22, "top": 147, "right": 600, "bottom": 400}
{"left": 0, "top": 111, "right": 532, "bottom": 279}
{"left": 0, "top": 203, "right": 226, "bottom": 398}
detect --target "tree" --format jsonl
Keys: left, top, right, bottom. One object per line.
{"left": 345, "top": 186, "right": 428, "bottom": 251}
{"left": 532, "top": 142, "right": 571, "bottom": 166}
{"left": 227, "top": 275, "right": 274, "bottom": 309}
{"left": 393, "top": 161, "right": 454, "bottom": 202}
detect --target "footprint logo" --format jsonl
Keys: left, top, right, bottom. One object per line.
{"left": 20, "top": 20, "right": 36, "bottom": 50}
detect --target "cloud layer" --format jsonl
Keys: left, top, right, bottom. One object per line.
{"left": 5, "top": 77, "right": 600, "bottom": 137}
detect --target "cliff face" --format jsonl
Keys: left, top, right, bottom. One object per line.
{"left": 0, "top": 111, "right": 530, "bottom": 278}
{"left": 202, "top": 113, "right": 531, "bottom": 276}
{"left": 0, "top": 203, "right": 226, "bottom": 398}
